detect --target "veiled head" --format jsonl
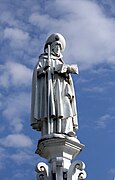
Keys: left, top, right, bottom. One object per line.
{"left": 44, "top": 33, "right": 66, "bottom": 53}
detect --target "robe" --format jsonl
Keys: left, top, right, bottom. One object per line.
{"left": 31, "top": 53, "right": 78, "bottom": 135}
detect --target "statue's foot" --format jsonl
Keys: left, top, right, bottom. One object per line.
{"left": 67, "top": 131, "right": 76, "bottom": 137}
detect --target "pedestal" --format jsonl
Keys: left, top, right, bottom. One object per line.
{"left": 35, "top": 134, "right": 86, "bottom": 180}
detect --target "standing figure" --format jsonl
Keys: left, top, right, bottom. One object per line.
{"left": 31, "top": 33, "right": 79, "bottom": 137}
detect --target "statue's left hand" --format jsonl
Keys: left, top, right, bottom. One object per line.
{"left": 70, "top": 65, "right": 79, "bottom": 74}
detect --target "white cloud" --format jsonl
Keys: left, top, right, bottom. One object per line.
{"left": 3, "top": 92, "right": 30, "bottom": 118}
{"left": 0, "top": 125, "right": 5, "bottom": 133}
{"left": 0, "top": 62, "right": 32, "bottom": 88}
{"left": 0, "top": 134, "right": 33, "bottom": 148}
{"left": 7, "top": 62, "right": 32, "bottom": 86}
{"left": 1, "top": 0, "right": 115, "bottom": 69}
{"left": 61, "top": 0, "right": 115, "bottom": 67}
{"left": 12, "top": 119, "right": 23, "bottom": 133}
{"left": 11, "top": 151, "right": 34, "bottom": 164}
{"left": 84, "top": 86, "right": 104, "bottom": 93}
{"left": 2, "top": 92, "right": 31, "bottom": 133}
{"left": 11, "top": 171, "right": 30, "bottom": 180}
{"left": 109, "top": 168, "right": 115, "bottom": 175}
{"left": 4, "top": 27, "right": 29, "bottom": 41}
{"left": 98, "top": 0, "right": 115, "bottom": 16}
{"left": 29, "top": 0, "right": 115, "bottom": 69}
{"left": 0, "top": 62, "right": 32, "bottom": 134}
{"left": 0, "top": 62, "right": 32, "bottom": 133}
{"left": 29, "top": 13, "right": 51, "bottom": 30}
{"left": 0, "top": 11, "right": 18, "bottom": 27}
{"left": 96, "top": 114, "right": 115, "bottom": 128}
{"left": 4, "top": 27, "right": 30, "bottom": 49}
{"left": 0, "top": 147, "right": 34, "bottom": 172}
{"left": 0, "top": 147, "right": 8, "bottom": 170}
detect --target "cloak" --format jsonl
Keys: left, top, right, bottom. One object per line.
{"left": 31, "top": 53, "right": 78, "bottom": 131}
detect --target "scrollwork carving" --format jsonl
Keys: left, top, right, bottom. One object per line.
{"left": 67, "top": 160, "right": 87, "bottom": 180}
{"left": 35, "top": 162, "right": 49, "bottom": 180}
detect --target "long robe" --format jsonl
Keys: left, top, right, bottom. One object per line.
{"left": 31, "top": 53, "right": 78, "bottom": 135}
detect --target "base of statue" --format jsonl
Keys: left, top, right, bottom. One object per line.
{"left": 35, "top": 134, "right": 87, "bottom": 180}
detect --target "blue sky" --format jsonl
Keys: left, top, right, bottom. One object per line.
{"left": 0, "top": 0, "right": 115, "bottom": 179}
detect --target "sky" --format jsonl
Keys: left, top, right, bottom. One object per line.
{"left": 0, "top": 0, "right": 115, "bottom": 179}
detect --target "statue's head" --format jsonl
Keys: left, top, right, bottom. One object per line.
{"left": 44, "top": 33, "right": 66, "bottom": 55}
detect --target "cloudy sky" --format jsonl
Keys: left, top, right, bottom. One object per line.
{"left": 0, "top": 0, "right": 115, "bottom": 179}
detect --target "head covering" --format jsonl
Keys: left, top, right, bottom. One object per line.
{"left": 44, "top": 33, "right": 66, "bottom": 52}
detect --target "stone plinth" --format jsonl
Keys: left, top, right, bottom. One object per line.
{"left": 36, "top": 134, "right": 84, "bottom": 177}
{"left": 36, "top": 134, "right": 84, "bottom": 160}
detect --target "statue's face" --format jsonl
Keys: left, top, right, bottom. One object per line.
{"left": 52, "top": 43, "right": 61, "bottom": 56}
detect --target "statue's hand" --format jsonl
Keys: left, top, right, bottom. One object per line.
{"left": 70, "top": 64, "right": 79, "bottom": 74}
{"left": 67, "top": 64, "right": 79, "bottom": 74}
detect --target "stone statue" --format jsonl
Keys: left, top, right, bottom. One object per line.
{"left": 31, "top": 33, "right": 79, "bottom": 137}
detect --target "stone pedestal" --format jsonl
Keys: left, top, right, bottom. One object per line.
{"left": 35, "top": 134, "right": 86, "bottom": 180}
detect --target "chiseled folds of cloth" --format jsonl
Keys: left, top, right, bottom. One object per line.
{"left": 31, "top": 53, "right": 78, "bottom": 131}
